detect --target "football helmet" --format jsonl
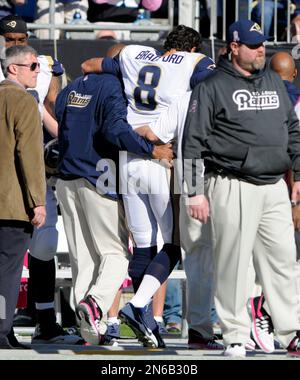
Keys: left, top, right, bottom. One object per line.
{"left": 44, "top": 138, "right": 59, "bottom": 176}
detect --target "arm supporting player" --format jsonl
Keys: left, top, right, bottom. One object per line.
{"left": 135, "top": 125, "right": 161, "bottom": 143}
{"left": 81, "top": 57, "right": 104, "bottom": 75}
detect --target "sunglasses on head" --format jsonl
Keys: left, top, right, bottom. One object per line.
{"left": 13, "top": 62, "right": 40, "bottom": 71}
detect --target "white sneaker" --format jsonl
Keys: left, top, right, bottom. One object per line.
{"left": 249, "top": 296, "right": 275, "bottom": 353}
{"left": 76, "top": 295, "right": 107, "bottom": 345}
{"left": 224, "top": 344, "right": 246, "bottom": 358}
{"left": 245, "top": 338, "right": 256, "bottom": 351}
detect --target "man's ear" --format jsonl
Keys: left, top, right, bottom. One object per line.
{"left": 7, "top": 63, "right": 17, "bottom": 75}
{"left": 230, "top": 42, "right": 239, "bottom": 56}
{"left": 294, "top": 68, "right": 298, "bottom": 80}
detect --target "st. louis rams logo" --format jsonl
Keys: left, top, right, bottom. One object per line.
{"left": 232, "top": 89, "right": 279, "bottom": 111}
{"left": 67, "top": 91, "right": 92, "bottom": 108}
{"left": 250, "top": 23, "right": 263, "bottom": 34}
{"left": 7, "top": 21, "right": 16, "bottom": 28}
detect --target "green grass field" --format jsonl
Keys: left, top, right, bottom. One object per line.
{"left": 120, "top": 322, "right": 136, "bottom": 338}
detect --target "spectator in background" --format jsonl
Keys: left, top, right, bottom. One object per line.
{"left": 251, "top": 0, "right": 298, "bottom": 40}
{"left": 290, "top": 1, "right": 300, "bottom": 41}
{"left": 148, "top": 0, "right": 168, "bottom": 19}
{"left": 0, "top": 45, "right": 46, "bottom": 349}
{"left": 88, "top": 0, "right": 162, "bottom": 23}
{"left": 95, "top": 28, "right": 117, "bottom": 39}
{"left": 163, "top": 273, "right": 182, "bottom": 333}
{"left": 34, "top": 0, "right": 89, "bottom": 39}
{"left": 0, "top": 0, "right": 25, "bottom": 18}
{"left": 88, "top": 0, "right": 163, "bottom": 41}
{"left": 270, "top": 52, "right": 300, "bottom": 257}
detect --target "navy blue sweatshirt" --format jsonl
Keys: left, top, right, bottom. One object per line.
{"left": 284, "top": 80, "right": 300, "bottom": 106}
{"left": 56, "top": 73, "right": 153, "bottom": 199}
{"left": 183, "top": 57, "right": 300, "bottom": 195}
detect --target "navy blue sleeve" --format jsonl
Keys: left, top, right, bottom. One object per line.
{"left": 100, "top": 78, "right": 153, "bottom": 158}
{"left": 102, "top": 55, "right": 121, "bottom": 77}
{"left": 55, "top": 86, "right": 69, "bottom": 124}
{"left": 27, "top": 89, "right": 40, "bottom": 104}
{"left": 190, "top": 56, "right": 216, "bottom": 89}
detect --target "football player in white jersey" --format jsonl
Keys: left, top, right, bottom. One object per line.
{"left": 0, "top": 15, "right": 83, "bottom": 346}
{"left": 82, "top": 25, "right": 215, "bottom": 347}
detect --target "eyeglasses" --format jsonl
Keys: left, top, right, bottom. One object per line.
{"left": 13, "top": 62, "right": 40, "bottom": 71}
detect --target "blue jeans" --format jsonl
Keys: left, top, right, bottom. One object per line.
{"left": 252, "top": 0, "right": 286, "bottom": 37}
{"left": 0, "top": 9, "right": 13, "bottom": 18}
{"left": 163, "top": 265, "right": 182, "bottom": 325}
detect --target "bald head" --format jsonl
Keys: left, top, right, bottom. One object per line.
{"left": 270, "top": 51, "right": 297, "bottom": 82}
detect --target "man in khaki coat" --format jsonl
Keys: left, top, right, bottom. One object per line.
{"left": 0, "top": 45, "right": 46, "bottom": 349}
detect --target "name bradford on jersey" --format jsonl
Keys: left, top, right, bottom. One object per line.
{"left": 135, "top": 50, "right": 184, "bottom": 64}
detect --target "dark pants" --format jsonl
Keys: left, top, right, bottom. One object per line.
{"left": 0, "top": 221, "right": 32, "bottom": 339}
{"left": 295, "top": 230, "right": 300, "bottom": 261}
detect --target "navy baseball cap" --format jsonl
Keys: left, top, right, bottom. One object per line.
{"left": 228, "top": 20, "right": 267, "bottom": 45}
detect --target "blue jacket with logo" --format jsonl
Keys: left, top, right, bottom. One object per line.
{"left": 56, "top": 73, "right": 153, "bottom": 198}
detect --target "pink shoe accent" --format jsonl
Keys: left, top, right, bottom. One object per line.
{"left": 90, "top": 297, "right": 100, "bottom": 319}
{"left": 250, "top": 297, "right": 272, "bottom": 353}
{"left": 245, "top": 339, "right": 256, "bottom": 351}
{"left": 79, "top": 301, "right": 98, "bottom": 333}
{"left": 256, "top": 294, "right": 264, "bottom": 318}
{"left": 287, "top": 337, "right": 300, "bottom": 356}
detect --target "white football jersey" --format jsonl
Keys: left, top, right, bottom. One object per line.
{"left": 149, "top": 92, "right": 191, "bottom": 192}
{"left": 0, "top": 65, "right": 4, "bottom": 82}
{"left": 118, "top": 45, "right": 205, "bottom": 128}
{"left": 29, "top": 55, "right": 53, "bottom": 114}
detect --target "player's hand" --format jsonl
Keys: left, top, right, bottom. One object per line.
{"left": 291, "top": 181, "right": 300, "bottom": 206}
{"left": 187, "top": 195, "right": 210, "bottom": 223}
{"left": 292, "top": 205, "right": 300, "bottom": 230}
{"left": 12, "top": 0, "right": 26, "bottom": 5}
{"left": 81, "top": 58, "right": 102, "bottom": 74}
{"left": 31, "top": 206, "right": 46, "bottom": 229}
{"left": 291, "top": 2, "right": 297, "bottom": 14}
{"left": 152, "top": 143, "right": 173, "bottom": 162}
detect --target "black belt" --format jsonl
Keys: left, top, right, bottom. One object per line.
{"left": 205, "top": 162, "right": 234, "bottom": 176}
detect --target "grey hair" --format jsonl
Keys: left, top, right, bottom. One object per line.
{"left": 1, "top": 45, "right": 38, "bottom": 77}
